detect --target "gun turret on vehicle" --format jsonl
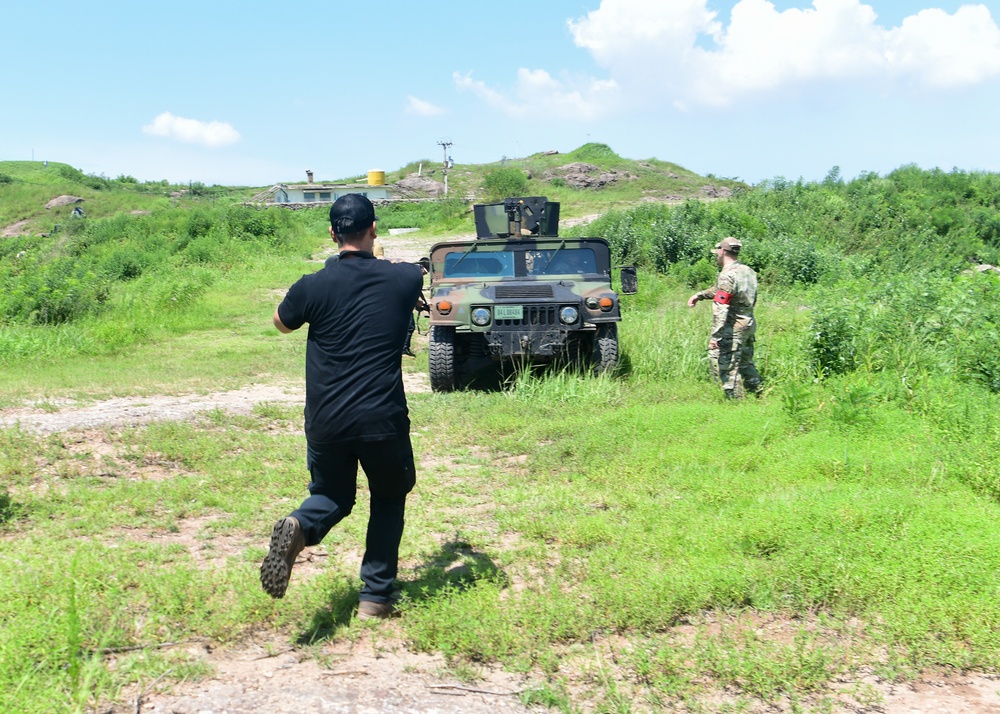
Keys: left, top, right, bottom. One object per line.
{"left": 424, "top": 197, "right": 638, "bottom": 392}
{"left": 473, "top": 196, "right": 560, "bottom": 239}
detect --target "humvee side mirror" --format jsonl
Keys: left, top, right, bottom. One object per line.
{"left": 619, "top": 266, "right": 638, "bottom": 295}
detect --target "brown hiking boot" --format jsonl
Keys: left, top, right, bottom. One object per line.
{"left": 357, "top": 600, "right": 398, "bottom": 621}
{"left": 260, "top": 516, "right": 305, "bottom": 599}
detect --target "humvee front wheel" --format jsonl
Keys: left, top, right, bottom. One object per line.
{"left": 592, "top": 323, "right": 619, "bottom": 375}
{"left": 429, "top": 326, "right": 457, "bottom": 392}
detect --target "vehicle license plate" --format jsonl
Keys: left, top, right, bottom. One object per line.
{"left": 494, "top": 305, "right": 523, "bottom": 320}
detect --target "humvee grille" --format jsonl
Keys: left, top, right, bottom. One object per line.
{"left": 496, "top": 305, "right": 559, "bottom": 327}
{"left": 495, "top": 285, "right": 554, "bottom": 299}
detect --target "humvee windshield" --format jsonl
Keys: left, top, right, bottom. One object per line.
{"left": 442, "top": 246, "right": 598, "bottom": 279}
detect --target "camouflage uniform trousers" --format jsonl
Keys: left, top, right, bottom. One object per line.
{"left": 708, "top": 326, "right": 762, "bottom": 397}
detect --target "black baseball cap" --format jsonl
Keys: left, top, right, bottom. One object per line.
{"left": 329, "top": 194, "right": 377, "bottom": 235}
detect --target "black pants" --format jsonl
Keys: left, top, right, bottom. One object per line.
{"left": 291, "top": 435, "right": 416, "bottom": 603}
{"left": 403, "top": 314, "right": 416, "bottom": 352}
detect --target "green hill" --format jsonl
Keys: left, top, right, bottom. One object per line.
{"left": 0, "top": 161, "right": 256, "bottom": 237}
{"left": 0, "top": 146, "right": 742, "bottom": 238}
{"left": 371, "top": 143, "right": 745, "bottom": 217}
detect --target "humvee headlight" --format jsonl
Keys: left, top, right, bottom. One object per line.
{"left": 436, "top": 300, "right": 453, "bottom": 315}
{"left": 585, "top": 297, "right": 600, "bottom": 309}
{"left": 599, "top": 297, "right": 615, "bottom": 312}
{"left": 559, "top": 306, "right": 579, "bottom": 324}
{"left": 471, "top": 307, "right": 491, "bottom": 326}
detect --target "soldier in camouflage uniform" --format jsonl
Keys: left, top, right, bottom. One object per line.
{"left": 687, "top": 237, "right": 762, "bottom": 398}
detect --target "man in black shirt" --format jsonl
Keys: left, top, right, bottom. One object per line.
{"left": 261, "top": 194, "right": 423, "bottom": 620}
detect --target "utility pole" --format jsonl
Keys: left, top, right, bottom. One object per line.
{"left": 437, "top": 139, "right": 452, "bottom": 196}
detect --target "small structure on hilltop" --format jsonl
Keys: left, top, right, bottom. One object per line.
{"left": 249, "top": 169, "right": 391, "bottom": 207}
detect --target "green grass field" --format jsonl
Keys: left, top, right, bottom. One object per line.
{"left": 3, "top": 264, "right": 1000, "bottom": 712}
{"left": 3, "top": 154, "right": 1000, "bottom": 712}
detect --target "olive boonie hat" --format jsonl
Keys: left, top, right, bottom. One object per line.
{"left": 713, "top": 237, "right": 742, "bottom": 254}
{"left": 329, "top": 194, "right": 377, "bottom": 235}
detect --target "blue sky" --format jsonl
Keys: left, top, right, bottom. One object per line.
{"left": 3, "top": 0, "right": 998, "bottom": 186}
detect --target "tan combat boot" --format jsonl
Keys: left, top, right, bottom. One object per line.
{"left": 357, "top": 600, "right": 398, "bottom": 620}
{"left": 260, "top": 516, "right": 305, "bottom": 599}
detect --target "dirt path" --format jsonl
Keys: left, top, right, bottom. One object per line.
{"left": 0, "top": 374, "right": 430, "bottom": 434}
{"left": 132, "top": 631, "right": 533, "bottom": 714}
{"left": 0, "top": 384, "right": 302, "bottom": 434}
{"left": 2, "top": 219, "right": 30, "bottom": 237}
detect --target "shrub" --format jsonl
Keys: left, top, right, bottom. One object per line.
{"left": 186, "top": 209, "right": 215, "bottom": 239}
{"left": 184, "top": 234, "right": 229, "bottom": 264}
{"left": 481, "top": 167, "right": 529, "bottom": 200}
{"left": 1, "top": 258, "right": 109, "bottom": 324}
{"left": 652, "top": 200, "right": 715, "bottom": 270}
{"left": 582, "top": 207, "right": 657, "bottom": 266}
{"left": 57, "top": 165, "right": 86, "bottom": 182}
{"left": 224, "top": 205, "right": 282, "bottom": 242}
{"left": 565, "top": 143, "right": 621, "bottom": 163}
{"left": 82, "top": 174, "right": 111, "bottom": 191}
{"left": 809, "top": 305, "right": 859, "bottom": 377}
{"left": 376, "top": 198, "right": 467, "bottom": 230}
{"left": 149, "top": 268, "right": 214, "bottom": 310}
{"left": 98, "top": 247, "right": 150, "bottom": 281}
{"left": 749, "top": 235, "right": 827, "bottom": 286}
{"left": 959, "top": 329, "right": 1000, "bottom": 392}
{"left": 668, "top": 258, "right": 717, "bottom": 288}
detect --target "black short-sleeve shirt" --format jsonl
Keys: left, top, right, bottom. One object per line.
{"left": 277, "top": 253, "right": 423, "bottom": 444}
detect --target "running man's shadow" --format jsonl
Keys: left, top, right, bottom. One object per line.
{"left": 402, "top": 537, "right": 506, "bottom": 597}
{"left": 297, "top": 538, "right": 504, "bottom": 644}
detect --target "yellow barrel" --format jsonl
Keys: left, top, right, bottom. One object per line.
{"left": 367, "top": 169, "right": 385, "bottom": 186}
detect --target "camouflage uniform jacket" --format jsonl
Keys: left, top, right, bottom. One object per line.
{"left": 695, "top": 261, "right": 758, "bottom": 340}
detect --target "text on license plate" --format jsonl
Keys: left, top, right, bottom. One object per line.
{"left": 494, "top": 305, "right": 523, "bottom": 320}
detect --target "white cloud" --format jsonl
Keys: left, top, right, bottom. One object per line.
{"left": 405, "top": 96, "right": 446, "bottom": 117}
{"left": 886, "top": 5, "right": 1000, "bottom": 86}
{"left": 453, "top": 69, "right": 619, "bottom": 120}
{"left": 142, "top": 112, "right": 241, "bottom": 148}
{"left": 454, "top": 71, "right": 512, "bottom": 111}
{"left": 462, "top": 0, "right": 1000, "bottom": 114}
{"left": 569, "top": 0, "right": 722, "bottom": 66}
{"left": 687, "top": 0, "right": 1000, "bottom": 104}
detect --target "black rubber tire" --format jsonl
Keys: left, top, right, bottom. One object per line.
{"left": 591, "top": 323, "right": 619, "bottom": 375}
{"left": 429, "top": 326, "right": 457, "bottom": 392}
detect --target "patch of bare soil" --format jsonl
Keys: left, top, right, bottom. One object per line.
{"left": 2, "top": 219, "right": 30, "bottom": 237}
{"left": 559, "top": 214, "right": 602, "bottom": 229}
{"left": 110, "top": 514, "right": 257, "bottom": 571}
{"left": 124, "top": 631, "right": 534, "bottom": 714}
{"left": 0, "top": 385, "right": 303, "bottom": 434}
{"left": 0, "top": 376, "right": 430, "bottom": 434}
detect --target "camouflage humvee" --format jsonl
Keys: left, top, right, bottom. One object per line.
{"left": 425, "top": 197, "right": 637, "bottom": 392}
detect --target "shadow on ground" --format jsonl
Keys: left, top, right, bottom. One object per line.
{"left": 297, "top": 539, "right": 504, "bottom": 645}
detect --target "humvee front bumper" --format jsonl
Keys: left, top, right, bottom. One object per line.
{"left": 483, "top": 326, "right": 581, "bottom": 358}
